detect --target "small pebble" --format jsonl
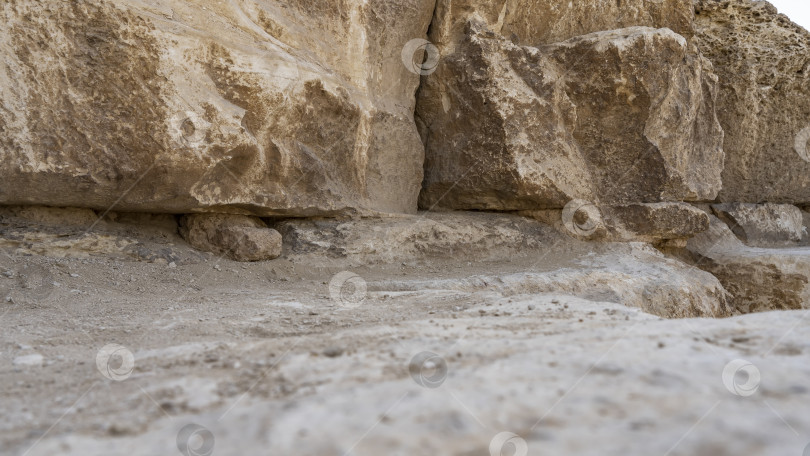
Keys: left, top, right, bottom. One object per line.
{"left": 323, "top": 347, "right": 344, "bottom": 358}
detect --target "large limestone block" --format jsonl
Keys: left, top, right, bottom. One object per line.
{"left": 694, "top": 0, "right": 810, "bottom": 203}
{"left": 417, "top": 25, "right": 724, "bottom": 210}
{"left": 712, "top": 203, "right": 805, "bottom": 247}
{"left": 604, "top": 203, "right": 710, "bottom": 243}
{"left": 522, "top": 202, "right": 710, "bottom": 245}
{"left": 0, "top": 0, "right": 435, "bottom": 216}
{"left": 681, "top": 215, "right": 810, "bottom": 313}
{"left": 276, "top": 212, "right": 557, "bottom": 265}
{"left": 429, "top": 0, "right": 694, "bottom": 50}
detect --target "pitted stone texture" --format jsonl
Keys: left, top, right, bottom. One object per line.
{"left": 712, "top": 203, "right": 805, "bottom": 247}
{"left": 180, "top": 213, "right": 281, "bottom": 261}
{"left": 694, "top": 0, "right": 810, "bottom": 204}
{"left": 417, "top": 25, "right": 724, "bottom": 211}
{"left": 0, "top": 0, "right": 434, "bottom": 216}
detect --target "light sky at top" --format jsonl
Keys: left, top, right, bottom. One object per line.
{"left": 768, "top": 0, "right": 810, "bottom": 30}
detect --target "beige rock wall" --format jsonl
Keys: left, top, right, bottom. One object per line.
{"left": 694, "top": 0, "right": 810, "bottom": 204}
{"left": 429, "top": 0, "right": 694, "bottom": 50}
{"left": 417, "top": 25, "right": 724, "bottom": 210}
{"left": 0, "top": 0, "right": 435, "bottom": 216}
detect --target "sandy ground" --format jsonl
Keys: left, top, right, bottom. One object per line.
{"left": 1, "top": 212, "right": 809, "bottom": 455}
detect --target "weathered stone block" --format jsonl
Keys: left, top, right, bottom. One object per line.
{"left": 0, "top": 0, "right": 435, "bottom": 216}
{"left": 694, "top": 0, "right": 810, "bottom": 204}
{"left": 180, "top": 213, "right": 281, "bottom": 261}
{"left": 682, "top": 215, "right": 810, "bottom": 313}
{"left": 712, "top": 203, "right": 805, "bottom": 247}
{"left": 418, "top": 25, "right": 724, "bottom": 210}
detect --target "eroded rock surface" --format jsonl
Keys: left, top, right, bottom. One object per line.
{"left": 712, "top": 203, "right": 805, "bottom": 247}
{"left": 279, "top": 212, "right": 729, "bottom": 317}
{"left": 0, "top": 206, "right": 197, "bottom": 263}
{"left": 3, "top": 252, "right": 807, "bottom": 455}
{"left": 181, "top": 213, "right": 282, "bottom": 261}
{"left": 277, "top": 212, "right": 554, "bottom": 265}
{"left": 680, "top": 215, "right": 810, "bottom": 313}
{"left": 605, "top": 203, "right": 710, "bottom": 243}
{"left": 694, "top": 0, "right": 810, "bottom": 204}
{"left": 417, "top": 25, "right": 723, "bottom": 210}
{"left": 0, "top": 0, "right": 434, "bottom": 216}
{"left": 429, "top": 0, "right": 695, "bottom": 49}
{"left": 4, "top": 1, "right": 810, "bottom": 455}
{"left": 522, "top": 202, "right": 710, "bottom": 245}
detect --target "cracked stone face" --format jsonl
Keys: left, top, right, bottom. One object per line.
{"left": 417, "top": 24, "right": 724, "bottom": 211}
{"left": 0, "top": 0, "right": 434, "bottom": 216}
{"left": 4, "top": 1, "right": 810, "bottom": 455}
